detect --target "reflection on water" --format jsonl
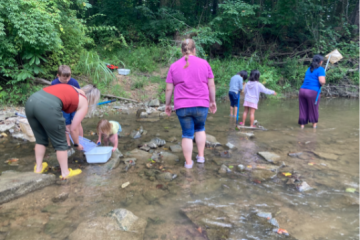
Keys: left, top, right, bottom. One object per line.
{"left": 0, "top": 98, "right": 358, "bottom": 240}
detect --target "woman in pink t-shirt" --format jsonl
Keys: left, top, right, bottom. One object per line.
{"left": 165, "top": 39, "right": 217, "bottom": 168}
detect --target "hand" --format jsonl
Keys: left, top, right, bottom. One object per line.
{"left": 77, "top": 144, "right": 84, "bottom": 151}
{"left": 209, "top": 102, "right": 217, "bottom": 114}
{"left": 96, "top": 140, "right": 101, "bottom": 145}
{"left": 112, "top": 147, "right": 117, "bottom": 152}
{"left": 165, "top": 105, "right": 172, "bottom": 116}
{"left": 273, "top": 92, "right": 277, "bottom": 96}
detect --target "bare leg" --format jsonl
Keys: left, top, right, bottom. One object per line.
{"left": 35, "top": 144, "right": 46, "bottom": 172}
{"left": 195, "top": 131, "right": 206, "bottom": 158}
{"left": 230, "top": 107, "right": 233, "bottom": 116}
{"left": 301, "top": 124, "right": 305, "bottom": 129}
{"left": 109, "top": 134, "right": 116, "bottom": 146}
{"left": 249, "top": 108, "right": 256, "bottom": 127}
{"left": 79, "top": 123, "right": 84, "bottom": 137}
{"left": 57, "top": 150, "right": 70, "bottom": 177}
{"left": 182, "top": 138, "right": 193, "bottom": 165}
{"left": 234, "top": 106, "right": 238, "bottom": 118}
{"left": 312, "top": 123, "right": 317, "bottom": 128}
{"left": 242, "top": 107, "right": 249, "bottom": 125}
{"left": 65, "top": 125, "right": 71, "bottom": 146}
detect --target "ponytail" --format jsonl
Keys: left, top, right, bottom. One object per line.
{"left": 181, "top": 39, "right": 196, "bottom": 69}
{"left": 310, "top": 55, "right": 324, "bottom": 73}
{"left": 82, "top": 84, "right": 100, "bottom": 116}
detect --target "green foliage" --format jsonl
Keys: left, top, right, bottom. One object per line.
{"left": 74, "top": 51, "right": 116, "bottom": 87}
{"left": 131, "top": 77, "right": 148, "bottom": 90}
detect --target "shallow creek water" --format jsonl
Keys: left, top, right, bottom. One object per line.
{"left": 0, "top": 98, "right": 358, "bottom": 240}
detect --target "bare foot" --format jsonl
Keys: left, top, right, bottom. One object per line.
{"left": 300, "top": 125, "right": 305, "bottom": 129}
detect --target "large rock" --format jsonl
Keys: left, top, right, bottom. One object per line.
{"left": 0, "top": 122, "right": 15, "bottom": 132}
{"left": 102, "top": 149, "right": 123, "bottom": 172}
{"left": 250, "top": 169, "right": 277, "bottom": 181}
{"left": 312, "top": 151, "right": 339, "bottom": 160}
{"left": 181, "top": 204, "right": 232, "bottom": 240}
{"left": 69, "top": 209, "right": 147, "bottom": 240}
{"left": 170, "top": 145, "right": 182, "bottom": 153}
{"left": 205, "top": 134, "right": 221, "bottom": 148}
{"left": 125, "top": 149, "right": 152, "bottom": 162}
{"left": 258, "top": 152, "right": 281, "bottom": 164}
{"left": 149, "top": 99, "right": 160, "bottom": 107}
{"left": 160, "top": 152, "right": 180, "bottom": 162}
{"left": 0, "top": 171, "right": 56, "bottom": 204}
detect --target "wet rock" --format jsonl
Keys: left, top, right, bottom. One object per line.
{"left": 167, "top": 136, "right": 177, "bottom": 143}
{"left": 288, "top": 152, "right": 303, "bottom": 157}
{"left": 237, "top": 164, "right": 245, "bottom": 171}
{"left": 253, "top": 164, "right": 281, "bottom": 172}
{"left": 12, "top": 132, "right": 34, "bottom": 142}
{"left": 156, "top": 172, "right": 177, "bottom": 182}
{"left": 312, "top": 151, "right": 339, "bottom": 160}
{"left": 205, "top": 134, "right": 221, "bottom": 148}
{"left": 237, "top": 131, "right": 255, "bottom": 137}
{"left": 218, "top": 164, "right": 232, "bottom": 174}
{"left": 257, "top": 212, "right": 272, "bottom": 219}
{"left": 0, "top": 171, "right": 56, "bottom": 204}
{"left": 144, "top": 170, "right": 156, "bottom": 177}
{"left": 296, "top": 181, "right": 312, "bottom": 192}
{"left": 225, "top": 142, "right": 235, "bottom": 149}
{"left": 159, "top": 112, "right": 168, "bottom": 118}
{"left": 140, "top": 146, "right": 150, "bottom": 151}
{"left": 136, "top": 109, "right": 146, "bottom": 118}
{"left": 130, "top": 130, "right": 141, "bottom": 139}
{"left": 251, "top": 170, "right": 277, "bottom": 181}
{"left": 52, "top": 192, "right": 69, "bottom": 203}
{"left": 102, "top": 150, "right": 123, "bottom": 172}
{"left": 269, "top": 218, "right": 279, "bottom": 228}
{"left": 142, "top": 190, "right": 167, "bottom": 203}
{"left": 258, "top": 152, "right": 281, "bottom": 164}
{"left": 67, "top": 148, "right": 75, "bottom": 157}
{"left": 170, "top": 145, "right": 182, "bottom": 153}
{"left": 122, "top": 182, "right": 130, "bottom": 188}
{"left": 0, "top": 122, "right": 15, "bottom": 132}
{"left": 69, "top": 209, "right": 147, "bottom": 240}
{"left": 139, "top": 112, "right": 148, "bottom": 118}
{"left": 149, "top": 137, "right": 166, "bottom": 147}
{"left": 45, "top": 218, "right": 72, "bottom": 239}
{"left": 124, "top": 158, "right": 136, "bottom": 171}
{"left": 113, "top": 105, "right": 129, "bottom": 110}
{"left": 157, "top": 105, "right": 166, "bottom": 111}
{"left": 149, "top": 99, "right": 160, "bottom": 107}
{"left": 181, "top": 204, "right": 232, "bottom": 240}
{"left": 215, "top": 150, "right": 232, "bottom": 158}
{"left": 125, "top": 149, "right": 152, "bottom": 162}
{"left": 151, "top": 152, "right": 162, "bottom": 162}
{"left": 161, "top": 152, "right": 180, "bottom": 162}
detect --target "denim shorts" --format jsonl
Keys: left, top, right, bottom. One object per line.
{"left": 228, "top": 91, "right": 239, "bottom": 107}
{"left": 63, "top": 111, "right": 76, "bottom": 125}
{"left": 176, "top": 107, "right": 208, "bottom": 139}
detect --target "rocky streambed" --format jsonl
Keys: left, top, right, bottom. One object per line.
{"left": 0, "top": 98, "right": 358, "bottom": 240}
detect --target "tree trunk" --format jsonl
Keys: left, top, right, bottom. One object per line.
{"left": 350, "top": 0, "right": 359, "bottom": 30}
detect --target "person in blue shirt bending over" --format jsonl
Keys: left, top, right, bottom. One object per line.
{"left": 228, "top": 70, "right": 247, "bottom": 118}
{"left": 51, "top": 65, "right": 84, "bottom": 148}
{"left": 298, "top": 55, "right": 326, "bottom": 129}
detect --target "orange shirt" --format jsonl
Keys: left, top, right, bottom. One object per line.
{"left": 43, "top": 84, "right": 79, "bottom": 113}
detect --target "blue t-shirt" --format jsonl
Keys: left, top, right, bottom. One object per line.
{"left": 51, "top": 77, "right": 80, "bottom": 88}
{"left": 301, "top": 67, "right": 325, "bottom": 92}
{"left": 229, "top": 75, "right": 243, "bottom": 93}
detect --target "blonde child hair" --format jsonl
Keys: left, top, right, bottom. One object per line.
{"left": 97, "top": 119, "right": 112, "bottom": 137}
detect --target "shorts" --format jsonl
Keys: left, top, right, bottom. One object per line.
{"left": 176, "top": 107, "right": 208, "bottom": 139}
{"left": 243, "top": 101, "right": 258, "bottom": 110}
{"left": 229, "top": 91, "right": 239, "bottom": 107}
{"left": 63, "top": 111, "right": 76, "bottom": 125}
{"left": 25, "top": 90, "right": 68, "bottom": 151}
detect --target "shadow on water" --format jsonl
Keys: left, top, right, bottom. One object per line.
{"left": 0, "top": 98, "right": 358, "bottom": 240}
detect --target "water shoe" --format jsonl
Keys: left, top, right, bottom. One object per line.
{"left": 184, "top": 160, "right": 194, "bottom": 169}
{"left": 34, "top": 162, "right": 49, "bottom": 173}
{"left": 60, "top": 168, "right": 82, "bottom": 179}
{"left": 196, "top": 155, "right": 205, "bottom": 163}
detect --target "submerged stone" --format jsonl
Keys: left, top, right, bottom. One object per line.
{"left": 258, "top": 152, "right": 281, "bottom": 164}
{"left": 130, "top": 130, "right": 141, "bottom": 139}
{"left": 0, "top": 171, "right": 55, "bottom": 204}
{"left": 312, "top": 151, "right": 339, "bottom": 160}
{"left": 219, "top": 164, "right": 232, "bottom": 174}
{"left": 170, "top": 145, "right": 182, "bottom": 153}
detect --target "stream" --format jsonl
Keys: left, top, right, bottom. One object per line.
{"left": 0, "top": 98, "right": 358, "bottom": 240}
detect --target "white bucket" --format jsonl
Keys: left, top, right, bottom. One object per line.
{"left": 117, "top": 69, "right": 131, "bottom": 75}
{"left": 84, "top": 146, "right": 113, "bottom": 163}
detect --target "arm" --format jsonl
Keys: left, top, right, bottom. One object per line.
{"left": 259, "top": 83, "right": 276, "bottom": 95}
{"left": 165, "top": 83, "right": 174, "bottom": 116}
{"left": 97, "top": 129, "right": 102, "bottom": 144}
{"left": 208, "top": 78, "right": 217, "bottom": 113}
{"left": 112, "top": 135, "right": 118, "bottom": 151}
{"left": 70, "top": 96, "right": 88, "bottom": 150}
{"left": 318, "top": 76, "right": 326, "bottom": 86}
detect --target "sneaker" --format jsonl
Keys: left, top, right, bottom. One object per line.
{"left": 60, "top": 168, "right": 82, "bottom": 179}
{"left": 196, "top": 155, "right": 205, "bottom": 163}
{"left": 34, "top": 162, "right": 49, "bottom": 173}
{"left": 184, "top": 160, "right": 194, "bottom": 169}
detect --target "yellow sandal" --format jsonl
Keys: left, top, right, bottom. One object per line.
{"left": 60, "top": 168, "right": 82, "bottom": 179}
{"left": 34, "top": 162, "right": 49, "bottom": 173}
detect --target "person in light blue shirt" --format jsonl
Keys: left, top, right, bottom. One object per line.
{"left": 298, "top": 55, "right": 326, "bottom": 129}
{"left": 228, "top": 70, "right": 247, "bottom": 117}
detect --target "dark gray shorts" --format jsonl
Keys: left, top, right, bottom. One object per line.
{"left": 25, "top": 90, "right": 68, "bottom": 151}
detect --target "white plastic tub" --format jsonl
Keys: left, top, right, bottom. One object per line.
{"left": 70, "top": 136, "right": 97, "bottom": 152}
{"left": 84, "top": 146, "right": 113, "bottom": 163}
{"left": 117, "top": 69, "right": 130, "bottom": 75}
